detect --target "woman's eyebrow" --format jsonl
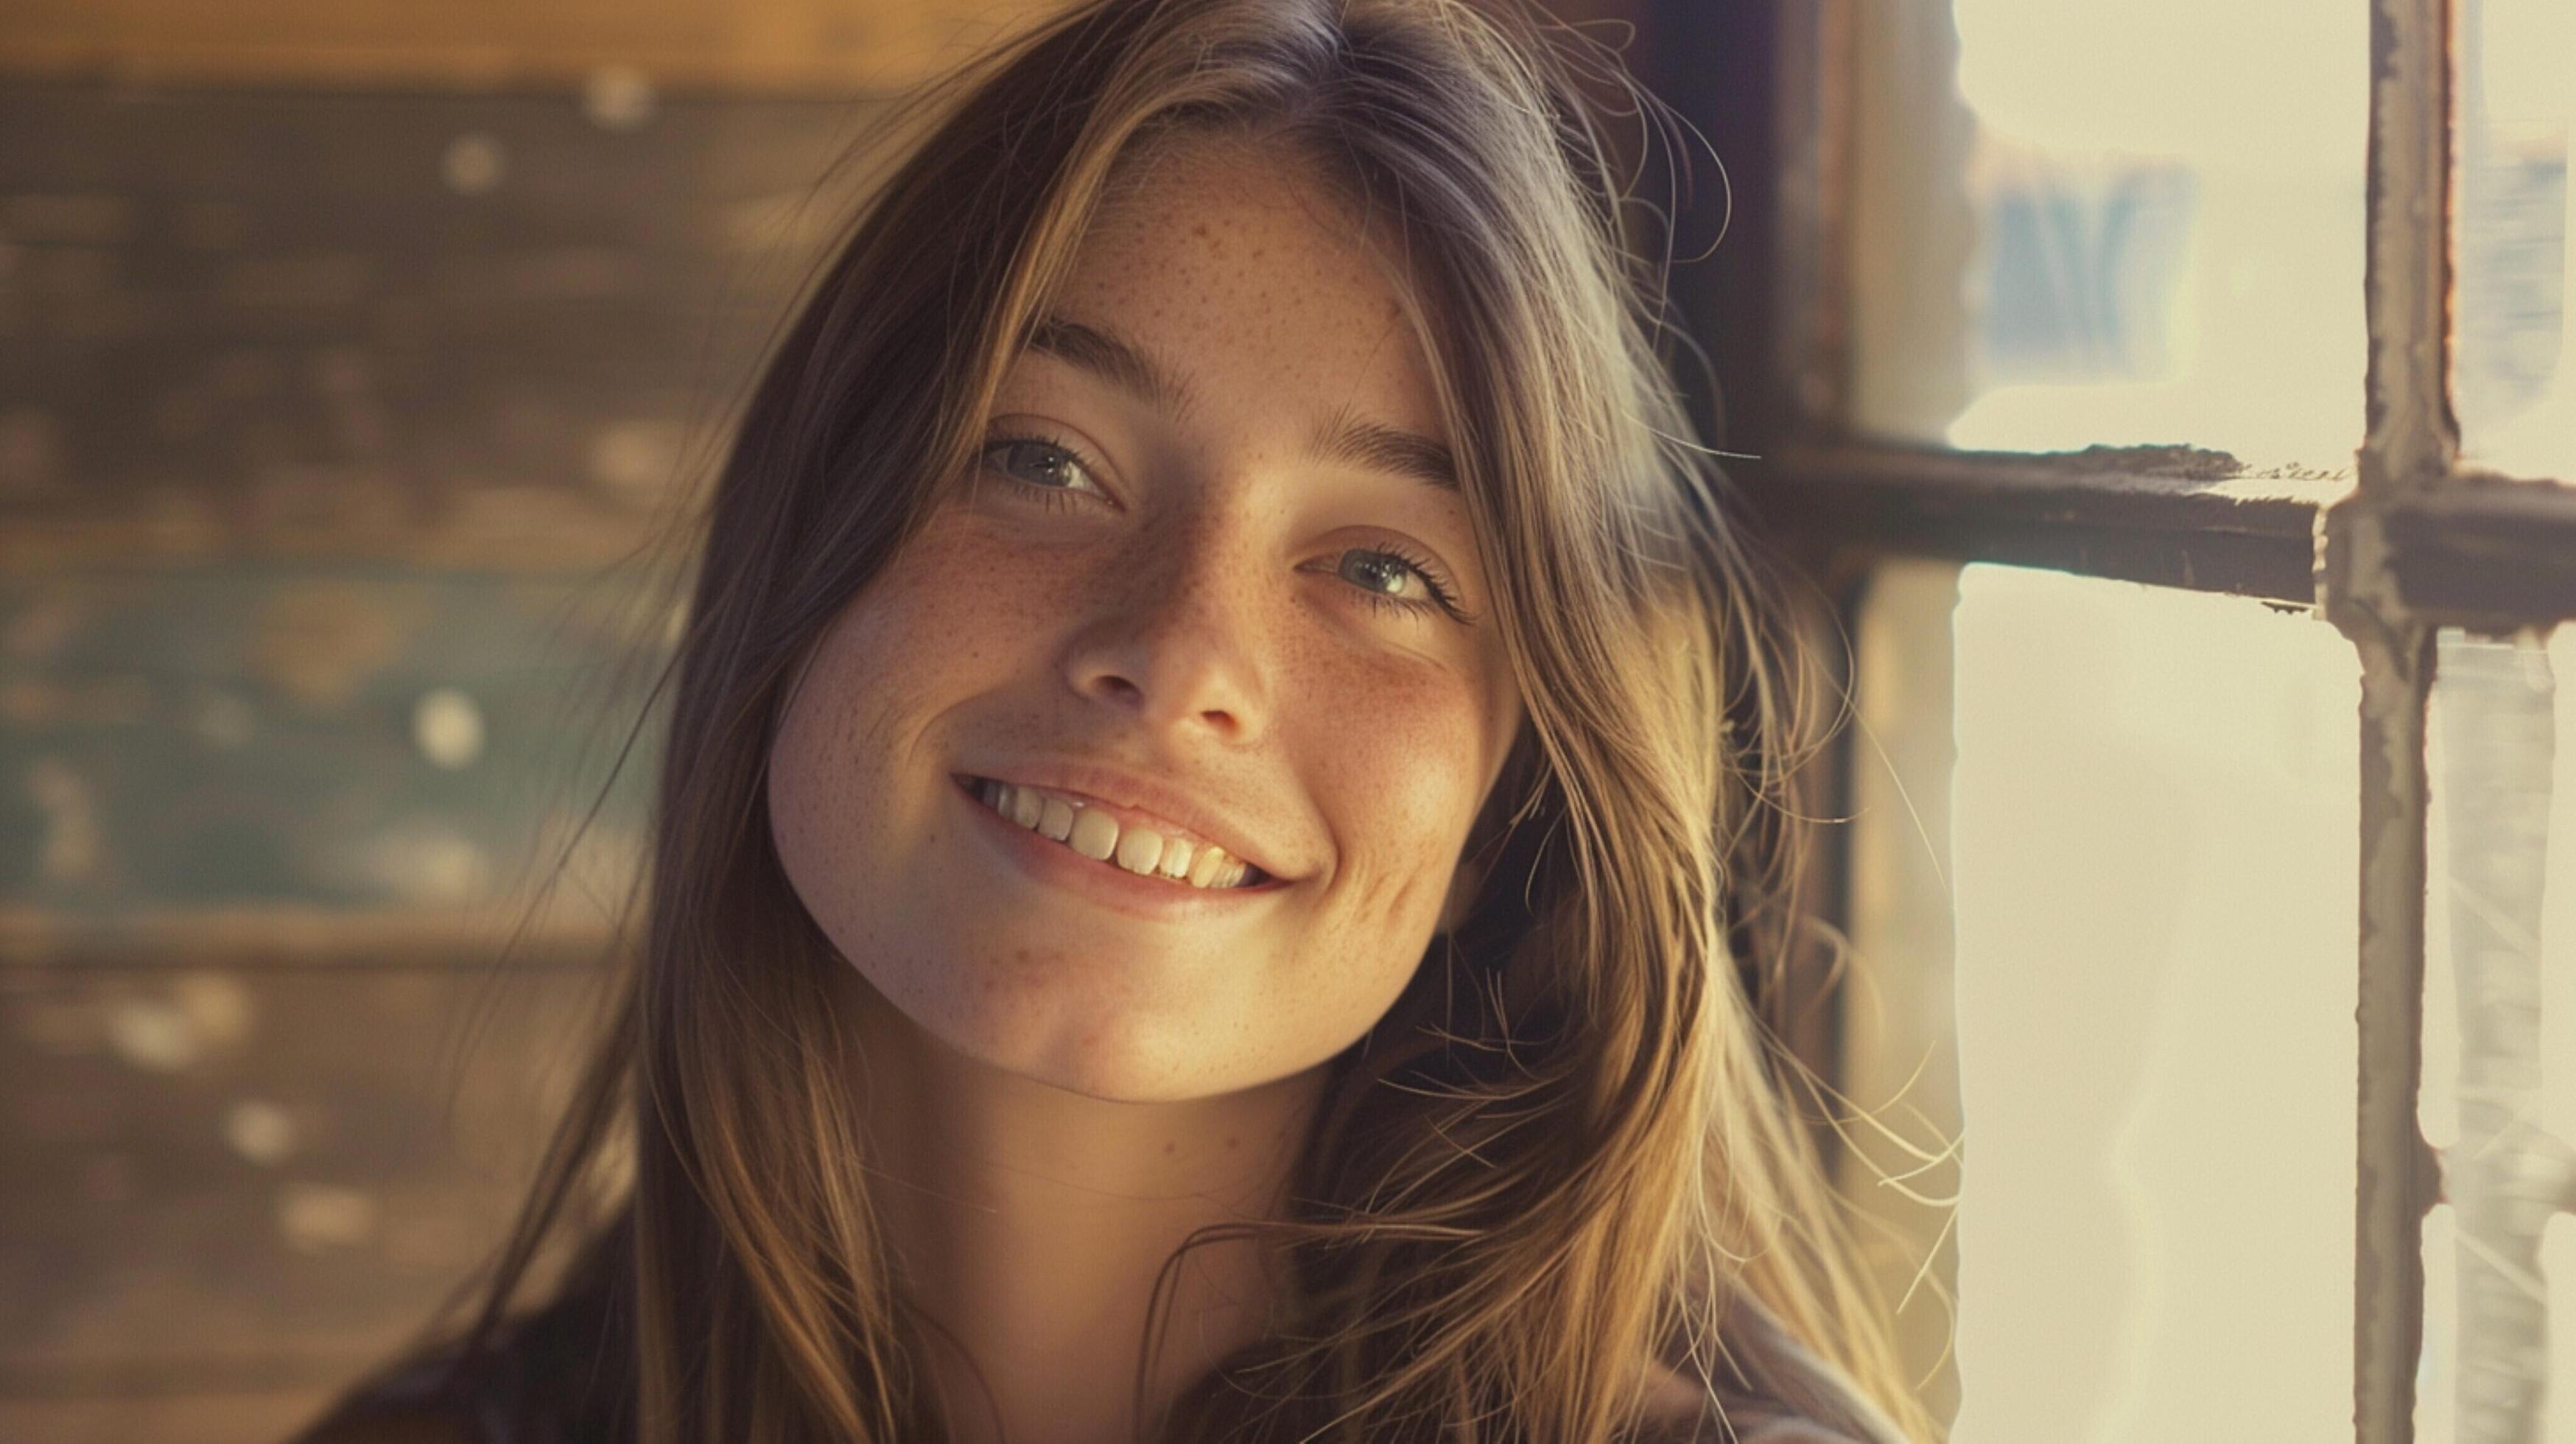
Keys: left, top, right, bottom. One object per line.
{"left": 1019, "top": 312, "right": 1459, "bottom": 494}
{"left": 1024, "top": 314, "right": 1198, "bottom": 418}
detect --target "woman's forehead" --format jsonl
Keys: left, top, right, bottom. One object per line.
{"left": 1032, "top": 136, "right": 1452, "bottom": 452}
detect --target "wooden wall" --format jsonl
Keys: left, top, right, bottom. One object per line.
{"left": 0, "top": 80, "right": 866, "bottom": 1439}
{"left": 0, "top": 0, "right": 1064, "bottom": 90}
{"left": 0, "top": 1, "right": 1656, "bottom": 1438}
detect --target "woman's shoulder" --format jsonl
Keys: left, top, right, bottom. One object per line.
{"left": 289, "top": 1269, "right": 630, "bottom": 1444}
{"left": 1645, "top": 1401, "right": 1881, "bottom": 1444}
{"left": 295, "top": 1419, "right": 477, "bottom": 1444}
{"left": 1686, "top": 1416, "right": 1879, "bottom": 1444}
{"left": 1633, "top": 1366, "right": 1881, "bottom": 1444}
{"left": 289, "top": 1346, "right": 488, "bottom": 1444}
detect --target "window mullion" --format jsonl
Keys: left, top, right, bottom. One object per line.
{"left": 2342, "top": 619, "right": 2441, "bottom": 1444}
{"left": 2339, "top": 1, "right": 2457, "bottom": 1440}
{"left": 2357, "top": 0, "right": 2460, "bottom": 500}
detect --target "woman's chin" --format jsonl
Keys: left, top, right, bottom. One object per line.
{"left": 857, "top": 956, "right": 1259, "bottom": 1102}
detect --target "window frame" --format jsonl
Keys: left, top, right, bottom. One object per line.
{"left": 1644, "top": 0, "right": 2576, "bottom": 1437}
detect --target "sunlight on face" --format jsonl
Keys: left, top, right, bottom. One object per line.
{"left": 765, "top": 135, "right": 1523, "bottom": 1102}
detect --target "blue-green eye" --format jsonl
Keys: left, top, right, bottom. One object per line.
{"left": 981, "top": 431, "right": 1107, "bottom": 506}
{"left": 1331, "top": 544, "right": 1467, "bottom": 622}
{"left": 1338, "top": 549, "right": 1420, "bottom": 599}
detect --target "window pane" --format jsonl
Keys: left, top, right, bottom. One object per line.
{"left": 2559, "top": 1216, "right": 2576, "bottom": 1440}
{"left": 2458, "top": 0, "right": 2575, "bottom": 484}
{"left": 1946, "top": 567, "right": 2357, "bottom": 1439}
{"left": 2417, "top": 628, "right": 2576, "bottom": 1441}
{"left": 1850, "top": 0, "right": 2367, "bottom": 468}
{"left": 1836, "top": 559, "right": 1968, "bottom": 1432}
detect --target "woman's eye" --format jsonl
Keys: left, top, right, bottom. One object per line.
{"left": 982, "top": 432, "right": 1106, "bottom": 505}
{"left": 1330, "top": 547, "right": 1465, "bottom": 622}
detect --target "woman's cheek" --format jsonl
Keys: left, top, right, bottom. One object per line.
{"left": 865, "top": 512, "right": 1083, "bottom": 668}
{"left": 1301, "top": 653, "right": 1492, "bottom": 928}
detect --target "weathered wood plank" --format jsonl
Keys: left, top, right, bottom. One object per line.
{"left": 0, "top": 964, "right": 614, "bottom": 1393}
{"left": 0, "top": 0, "right": 1064, "bottom": 92}
{"left": 0, "top": 568, "right": 657, "bottom": 934}
{"left": 0, "top": 905, "right": 626, "bottom": 969}
{"left": 0, "top": 0, "right": 1650, "bottom": 94}
{"left": 0, "top": 1389, "right": 332, "bottom": 1444}
{"left": 0, "top": 82, "right": 856, "bottom": 567}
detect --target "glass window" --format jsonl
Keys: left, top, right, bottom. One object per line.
{"left": 2416, "top": 627, "right": 2576, "bottom": 1440}
{"left": 1824, "top": 0, "right": 2576, "bottom": 1435}
{"left": 1843, "top": 564, "right": 2365, "bottom": 1440}
{"left": 2457, "top": 0, "right": 2575, "bottom": 484}
{"left": 1850, "top": 0, "right": 2368, "bottom": 469}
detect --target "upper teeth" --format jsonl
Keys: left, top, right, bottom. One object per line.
{"left": 975, "top": 779, "right": 1255, "bottom": 889}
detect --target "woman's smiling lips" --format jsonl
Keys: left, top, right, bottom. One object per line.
{"left": 958, "top": 784, "right": 1298, "bottom": 918}
{"left": 950, "top": 760, "right": 1294, "bottom": 881}
{"left": 953, "top": 774, "right": 1295, "bottom": 919}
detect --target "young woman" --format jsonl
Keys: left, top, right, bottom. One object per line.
{"left": 299, "top": 0, "right": 1934, "bottom": 1439}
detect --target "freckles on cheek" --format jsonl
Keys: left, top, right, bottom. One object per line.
{"left": 881, "top": 515, "right": 1079, "bottom": 659}
{"left": 1314, "top": 662, "right": 1492, "bottom": 930}
{"left": 824, "top": 519, "right": 1062, "bottom": 701}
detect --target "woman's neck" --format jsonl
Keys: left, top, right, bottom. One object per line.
{"left": 840, "top": 974, "right": 1324, "bottom": 1444}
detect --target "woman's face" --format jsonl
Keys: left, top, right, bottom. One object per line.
{"left": 768, "top": 136, "right": 1522, "bottom": 1102}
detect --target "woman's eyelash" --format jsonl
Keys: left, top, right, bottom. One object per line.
{"left": 980, "top": 429, "right": 1106, "bottom": 508}
{"left": 977, "top": 429, "right": 1470, "bottom": 623}
{"left": 1343, "top": 541, "right": 1469, "bottom": 623}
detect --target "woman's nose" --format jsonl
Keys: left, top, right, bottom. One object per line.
{"left": 1059, "top": 515, "right": 1271, "bottom": 743}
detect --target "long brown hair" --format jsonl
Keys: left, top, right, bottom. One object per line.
{"left": 324, "top": 1, "right": 1937, "bottom": 1439}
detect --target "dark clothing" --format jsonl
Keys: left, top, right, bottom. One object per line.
{"left": 293, "top": 1264, "right": 1881, "bottom": 1444}
{"left": 294, "top": 1272, "right": 631, "bottom": 1444}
